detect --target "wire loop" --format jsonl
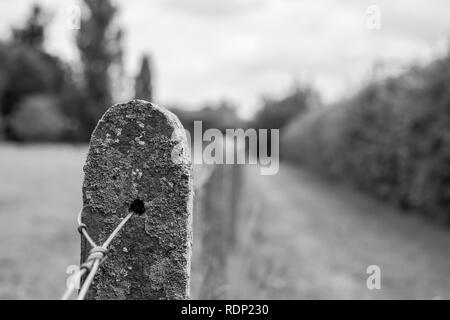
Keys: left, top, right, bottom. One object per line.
{"left": 61, "top": 209, "right": 134, "bottom": 300}
{"left": 87, "top": 246, "right": 108, "bottom": 262}
{"left": 77, "top": 223, "right": 87, "bottom": 234}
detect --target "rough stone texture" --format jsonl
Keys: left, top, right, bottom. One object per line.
{"left": 80, "top": 99, "right": 193, "bottom": 300}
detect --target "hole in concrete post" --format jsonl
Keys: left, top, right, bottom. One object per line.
{"left": 129, "top": 199, "right": 145, "bottom": 215}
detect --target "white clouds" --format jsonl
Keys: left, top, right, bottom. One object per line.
{"left": 153, "top": 0, "right": 267, "bottom": 19}
{"left": 1, "top": 0, "right": 450, "bottom": 118}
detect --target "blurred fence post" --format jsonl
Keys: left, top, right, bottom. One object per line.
{"left": 80, "top": 99, "right": 193, "bottom": 299}
{"left": 195, "top": 140, "right": 244, "bottom": 299}
{"left": 197, "top": 164, "right": 230, "bottom": 299}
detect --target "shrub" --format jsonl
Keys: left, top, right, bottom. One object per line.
{"left": 283, "top": 55, "right": 450, "bottom": 222}
{"left": 8, "top": 94, "right": 75, "bottom": 142}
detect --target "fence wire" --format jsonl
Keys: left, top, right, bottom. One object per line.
{"left": 61, "top": 209, "right": 134, "bottom": 300}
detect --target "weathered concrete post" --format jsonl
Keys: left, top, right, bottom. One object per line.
{"left": 80, "top": 100, "right": 193, "bottom": 299}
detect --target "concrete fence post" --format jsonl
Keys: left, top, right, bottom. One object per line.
{"left": 80, "top": 100, "right": 193, "bottom": 299}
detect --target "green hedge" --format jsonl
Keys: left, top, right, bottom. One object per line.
{"left": 283, "top": 56, "right": 450, "bottom": 222}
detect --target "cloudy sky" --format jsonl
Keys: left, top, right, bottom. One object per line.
{"left": 1, "top": 0, "right": 449, "bottom": 118}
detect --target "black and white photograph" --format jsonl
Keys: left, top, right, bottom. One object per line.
{"left": 0, "top": 0, "right": 450, "bottom": 306}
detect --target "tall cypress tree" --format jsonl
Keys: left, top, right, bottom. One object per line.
{"left": 134, "top": 54, "right": 153, "bottom": 102}
{"left": 77, "top": 0, "right": 123, "bottom": 130}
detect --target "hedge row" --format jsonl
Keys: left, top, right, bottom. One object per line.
{"left": 282, "top": 55, "right": 450, "bottom": 222}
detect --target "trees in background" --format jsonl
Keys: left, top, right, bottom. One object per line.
{"left": 134, "top": 54, "right": 153, "bottom": 102}
{"left": 252, "top": 85, "right": 318, "bottom": 156}
{"left": 0, "top": 0, "right": 126, "bottom": 141}
{"left": 0, "top": 5, "right": 75, "bottom": 141}
{"left": 0, "top": 1, "right": 245, "bottom": 143}
{"left": 171, "top": 100, "right": 243, "bottom": 135}
{"left": 77, "top": 0, "right": 123, "bottom": 134}
{"left": 253, "top": 85, "right": 318, "bottom": 131}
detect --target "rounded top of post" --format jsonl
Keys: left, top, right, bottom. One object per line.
{"left": 83, "top": 99, "right": 192, "bottom": 216}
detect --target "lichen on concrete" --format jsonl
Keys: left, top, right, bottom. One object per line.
{"left": 81, "top": 99, "right": 193, "bottom": 300}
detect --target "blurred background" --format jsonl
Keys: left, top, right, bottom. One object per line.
{"left": 1, "top": 0, "right": 450, "bottom": 299}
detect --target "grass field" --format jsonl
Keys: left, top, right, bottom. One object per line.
{"left": 0, "top": 144, "right": 86, "bottom": 299}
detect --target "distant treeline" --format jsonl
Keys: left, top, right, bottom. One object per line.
{"left": 170, "top": 86, "right": 316, "bottom": 154}
{"left": 170, "top": 101, "right": 244, "bottom": 134}
{"left": 283, "top": 53, "right": 450, "bottom": 222}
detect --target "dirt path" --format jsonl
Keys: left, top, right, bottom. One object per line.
{"left": 228, "top": 163, "right": 450, "bottom": 299}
